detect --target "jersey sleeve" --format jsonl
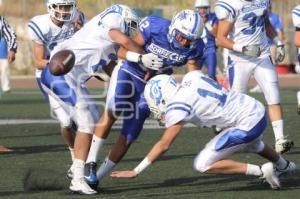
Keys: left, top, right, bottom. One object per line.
{"left": 187, "top": 39, "right": 204, "bottom": 60}
{"left": 215, "top": 0, "right": 236, "bottom": 23}
{"left": 27, "top": 15, "right": 49, "bottom": 45}
{"left": 292, "top": 6, "right": 300, "bottom": 28}
{"left": 139, "top": 16, "right": 152, "bottom": 43}
{"left": 100, "top": 13, "right": 126, "bottom": 42}
{"left": 165, "top": 101, "right": 192, "bottom": 128}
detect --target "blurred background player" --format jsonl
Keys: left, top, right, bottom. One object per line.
{"left": 195, "top": 0, "right": 218, "bottom": 80}
{"left": 28, "top": 0, "right": 85, "bottom": 166}
{"left": 41, "top": 4, "right": 160, "bottom": 194}
{"left": 215, "top": 0, "right": 293, "bottom": 154}
{"left": 292, "top": 5, "right": 300, "bottom": 115}
{"left": 250, "top": 3, "right": 284, "bottom": 93}
{"left": 0, "top": 16, "right": 17, "bottom": 94}
{"left": 111, "top": 71, "right": 296, "bottom": 190}
{"left": 84, "top": 9, "right": 204, "bottom": 190}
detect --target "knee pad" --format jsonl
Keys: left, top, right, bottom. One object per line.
{"left": 193, "top": 155, "right": 210, "bottom": 173}
{"left": 75, "top": 103, "right": 95, "bottom": 134}
{"left": 52, "top": 106, "right": 72, "bottom": 128}
{"left": 262, "top": 81, "right": 280, "bottom": 104}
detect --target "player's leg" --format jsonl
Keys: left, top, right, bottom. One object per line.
{"left": 228, "top": 58, "right": 253, "bottom": 93}
{"left": 96, "top": 83, "right": 150, "bottom": 183}
{"left": 41, "top": 66, "right": 97, "bottom": 194}
{"left": 0, "top": 58, "right": 10, "bottom": 92}
{"left": 85, "top": 63, "right": 125, "bottom": 166}
{"left": 205, "top": 49, "right": 217, "bottom": 80}
{"left": 49, "top": 95, "right": 75, "bottom": 162}
{"left": 254, "top": 57, "right": 293, "bottom": 154}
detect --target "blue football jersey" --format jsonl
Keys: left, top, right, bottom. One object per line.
{"left": 123, "top": 16, "right": 204, "bottom": 77}
{"left": 202, "top": 13, "right": 218, "bottom": 49}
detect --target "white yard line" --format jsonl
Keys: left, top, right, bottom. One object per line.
{"left": 0, "top": 119, "right": 195, "bottom": 129}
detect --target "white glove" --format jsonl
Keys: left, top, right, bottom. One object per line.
{"left": 139, "top": 53, "right": 163, "bottom": 71}
{"left": 276, "top": 44, "right": 285, "bottom": 63}
{"left": 233, "top": 44, "right": 261, "bottom": 57}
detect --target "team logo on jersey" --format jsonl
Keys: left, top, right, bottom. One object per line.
{"left": 147, "top": 43, "right": 186, "bottom": 62}
{"left": 149, "top": 79, "right": 162, "bottom": 105}
{"left": 242, "top": 1, "right": 268, "bottom": 13}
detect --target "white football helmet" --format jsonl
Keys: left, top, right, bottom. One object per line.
{"left": 195, "top": 0, "right": 211, "bottom": 8}
{"left": 107, "top": 4, "right": 140, "bottom": 37}
{"left": 144, "top": 75, "right": 178, "bottom": 125}
{"left": 168, "top": 9, "right": 204, "bottom": 51}
{"left": 47, "top": 0, "right": 77, "bottom": 22}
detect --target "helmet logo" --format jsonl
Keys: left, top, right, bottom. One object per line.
{"left": 149, "top": 80, "right": 162, "bottom": 105}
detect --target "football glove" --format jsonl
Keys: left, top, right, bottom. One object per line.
{"left": 276, "top": 44, "right": 285, "bottom": 63}
{"left": 139, "top": 53, "right": 163, "bottom": 71}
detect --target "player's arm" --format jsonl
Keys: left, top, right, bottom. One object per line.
{"left": 295, "top": 28, "right": 300, "bottom": 47}
{"left": 116, "top": 31, "right": 163, "bottom": 71}
{"left": 116, "top": 31, "right": 145, "bottom": 59}
{"left": 265, "top": 15, "right": 285, "bottom": 62}
{"left": 216, "top": 19, "right": 234, "bottom": 50}
{"left": 186, "top": 59, "right": 199, "bottom": 72}
{"left": 111, "top": 123, "right": 184, "bottom": 178}
{"left": 32, "top": 42, "right": 49, "bottom": 70}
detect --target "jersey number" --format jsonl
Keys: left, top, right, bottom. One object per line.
{"left": 197, "top": 76, "right": 227, "bottom": 106}
{"left": 242, "top": 12, "right": 264, "bottom": 35}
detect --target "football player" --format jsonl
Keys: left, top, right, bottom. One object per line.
{"left": 292, "top": 5, "right": 300, "bottom": 115}
{"left": 111, "top": 71, "right": 296, "bottom": 190}
{"left": 28, "top": 0, "right": 84, "bottom": 166}
{"left": 84, "top": 9, "right": 204, "bottom": 190}
{"left": 215, "top": 0, "right": 293, "bottom": 154}
{"left": 40, "top": 4, "right": 161, "bottom": 195}
{"left": 195, "top": 0, "right": 218, "bottom": 80}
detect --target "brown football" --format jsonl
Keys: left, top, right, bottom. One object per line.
{"left": 49, "top": 49, "right": 75, "bottom": 76}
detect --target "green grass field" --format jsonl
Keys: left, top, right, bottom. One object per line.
{"left": 0, "top": 88, "right": 299, "bottom": 199}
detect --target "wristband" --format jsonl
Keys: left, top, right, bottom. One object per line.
{"left": 126, "top": 51, "right": 141, "bottom": 63}
{"left": 232, "top": 43, "right": 243, "bottom": 53}
{"left": 133, "top": 157, "right": 152, "bottom": 175}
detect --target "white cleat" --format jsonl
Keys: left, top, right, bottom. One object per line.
{"left": 70, "top": 178, "right": 97, "bottom": 195}
{"left": 275, "top": 137, "right": 294, "bottom": 154}
{"left": 275, "top": 161, "right": 296, "bottom": 177}
{"left": 66, "top": 165, "right": 74, "bottom": 180}
{"left": 261, "top": 162, "right": 281, "bottom": 190}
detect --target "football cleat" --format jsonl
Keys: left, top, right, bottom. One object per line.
{"left": 66, "top": 165, "right": 74, "bottom": 180}
{"left": 261, "top": 162, "right": 281, "bottom": 190}
{"left": 297, "top": 104, "right": 300, "bottom": 115}
{"left": 84, "top": 162, "right": 99, "bottom": 191}
{"left": 275, "top": 161, "right": 296, "bottom": 177}
{"left": 70, "top": 177, "right": 97, "bottom": 195}
{"left": 275, "top": 137, "right": 294, "bottom": 154}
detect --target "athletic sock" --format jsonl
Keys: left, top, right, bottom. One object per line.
{"left": 246, "top": 164, "right": 263, "bottom": 176}
{"left": 96, "top": 157, "right": 116, "bottom": 181}
{"left": 271, "top": 120, "right": 284, "bottom": 141}
{"left": 86, "top": 135, "right": 105, "bottom": 164}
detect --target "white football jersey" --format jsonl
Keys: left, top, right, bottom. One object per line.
{"left": 292, "top": 5, "right": 300, "bottom": 28}
{"left": 165, "top": 71, "right": 265, "bottom": 131}
{"left": 51, "top": 9, "right": 127, "bottom": 82}
{"left": 28, "top": 12, "right": 82, "bottom": 77}
{"left": 215, "top": 0, "right": 270, "bottom": 60}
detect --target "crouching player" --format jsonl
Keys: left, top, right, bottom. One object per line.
{"left": 111, "top": 71, "right": 296, "bottom": 190}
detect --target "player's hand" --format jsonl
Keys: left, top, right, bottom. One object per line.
{"left": 140, "top": 53, "right": 163, "bottom": 71}
{"left": 73, "top": 10, "right": 84, "bottom": 30}
{"left": 276, "top": 44, "right": 285, "bottom": 63}
{"left": 242, "top": 45, "right": 261, "bottom": 57}
{"left": 110, "top": 170, "right": 138, "bottom": 178}
{"left": 7, "top": 50, "right": 16, "bottom": 64}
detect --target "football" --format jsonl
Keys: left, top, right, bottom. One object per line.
{"left": 49, "top": 49, "right": 75, "bottom": 76}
